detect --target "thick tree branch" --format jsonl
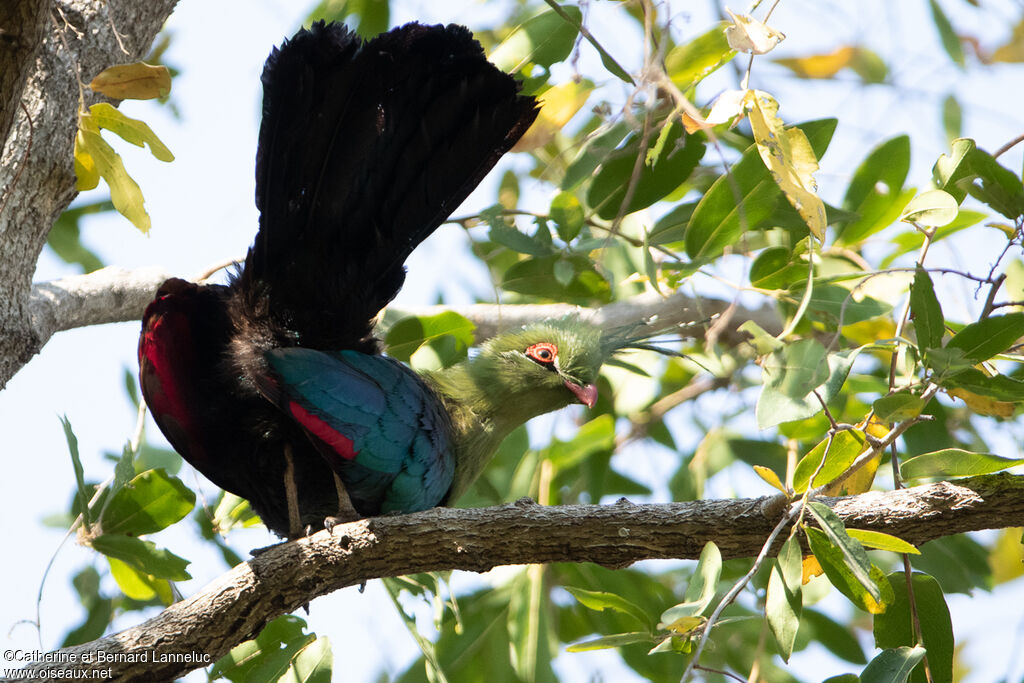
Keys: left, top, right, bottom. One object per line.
{"left": 0, "top": 0, "right": 178, "bottom": 390}
{"left": 9, "top": 266, "right": 781, "bottom": 388}
{"left": 11, "top": 473, "right": 1022, "bottom": 682}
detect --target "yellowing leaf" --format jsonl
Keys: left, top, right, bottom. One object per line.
{"left": 745, "top": 90, "right": 826, "bottom": 240}
{"left": 753, "top": 465, "right": 788, "bottom": 493}
{"left": 774, "top": 46, "right": 856, "bottom": 78}
{"left": 75, "top": 129, "right": 152, "bottom": 232}
{"left": 724, "top": 8, "right": 785, "bottom": 54}
{"left": 73, "top": 130, "right": 100, "bottom": 191}
{"left": 514, "top": 80, "right": 594, "bottom": 151}
{"left": 74, "top": 103, "right": 175, "bottom": 232}
{"left": 824, "top": 449, "right": 880, "bottom": 497}
{"left": 846, "top": 529, "right": 920, "bottom": 555}
{"left": 801, "top": 555, "right": 824, "bottom": 583}
{"left": 81, "top": 103, "right": 174, "bottom": 162}
{"left": 991, "top": 18, "right": 1024, "bottom": 63}
{"left": 947, "top": 387, "right": 1016, "bottom": 417}
{"left": 682, "top": 89, "right": 747, "bottom": 133}
{"left": 663, "top": 615, "right": 704, "bottom": 635}
{"left": 90, "top": 62, "right": 171, "bottom": 100}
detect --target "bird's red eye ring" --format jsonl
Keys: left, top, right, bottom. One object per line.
{"left": 525, "top": 342, "right": 558, "bottom": 366}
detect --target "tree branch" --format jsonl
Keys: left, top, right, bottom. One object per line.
{"left": 11, "top": 473, "right": 1022, "bottom": 682}
{"left": 7, "top": 265, "right": 782, "bottom": 390}
{"left": 0, "top": 0, "right": 178, "bottom": 390}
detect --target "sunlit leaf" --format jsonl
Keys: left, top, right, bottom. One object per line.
{"left": 874, "top": 572, "right": 953, "bottom": 683}
{"left": 846, "top": 529, "right": 920, "bottom": 555}
{"left": 90, "top": 62, "right": 171, "bottom": 100}
{"left": 900, "top": 449, "right": 1024, "bottom": 479}
{"left": 724, "top": 8, "right": 785, "bottom": 54}
{"left": 745, "top": 90, "right": 826, "bottom": 239}
{"left": 898, "top": 189, "right": 958, "bottom": 227}
{"left": 665, "top": 22, "right": 736, "bottom": 91}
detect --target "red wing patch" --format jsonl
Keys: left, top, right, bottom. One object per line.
{"left": 288, "top": 400, "right": 359, "bottom": 460}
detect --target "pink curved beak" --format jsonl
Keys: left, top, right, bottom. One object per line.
{"left": 564, "top": 381, "right": 598, "bottom": 409}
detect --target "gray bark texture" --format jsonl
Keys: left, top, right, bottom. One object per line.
{"left": 0, "top": 0, "right": 179, "bottom": 390}
{"left": 7, "top": 473, "right": 1023, "bottom": 682}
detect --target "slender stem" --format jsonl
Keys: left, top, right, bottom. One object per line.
{"left": 681, "top": 503, "right": 800, "bottom": 681}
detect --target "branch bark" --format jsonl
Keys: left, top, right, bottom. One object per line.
{"left": 10, "top": 473, "right": 1022, "bottom": 683}
{"left": 0, "top": 0, "right": 178, "bottom": 390}
{"left": 7, "top": 265, "right": 781, "bottom": 390}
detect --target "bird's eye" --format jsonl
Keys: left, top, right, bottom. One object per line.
{"left": 525, "top": 342, "right": 558, "bottom": 367}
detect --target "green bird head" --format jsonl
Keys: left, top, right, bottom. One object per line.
{"left": 425, "top": 314, "right": 697, "bottom": 502}
{"left": 470, "top": 317, "right": 605, "bottom": 411}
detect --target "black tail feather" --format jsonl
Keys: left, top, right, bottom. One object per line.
{"left": 236, "top": 21, "right": 538, "bottom": 352}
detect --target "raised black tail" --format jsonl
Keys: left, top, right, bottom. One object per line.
{"left": 235, "top": 21, "right": 538, "bottom": 352}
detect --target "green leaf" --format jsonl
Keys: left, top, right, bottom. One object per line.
{"left": 931, "top": 137, "right": 976, "bottom": 204}
{"left": 541, "top": 0, "right": 634, "bottom": 84}
{"left": 797, "top": 118, "right": 840, "bottom": 159}
{"left": 588, "top": 120, "right": 705, "bottom": 220}
{"left": 107, "top": 556, "right": 165, "bottom": 602}
{"left": 566, "top": 632, "right": 654, "bottom": 652}
{"left": 660, "top": 542, "right": 721, "bottom": 623}
{"left": 490, "top": 5, "right": 581, "bottom": 76}
{"left": 385, "top": 312, "right": 476, "bottom": 363}
{"left": 806, "top": 502, "right": 885, "bottom": 604}
{"left": 686, "top": 142, "right": 779, "bottom": 260}
{"left": 648, "top": 201, "right": 696, "bottom": 246}
{"left": 502, "top": 254, "right": 611, "bottom": 303}
{"left": 837, "top": 135, "right": 912, "bottom": 245}
{"left": 287, "top": 637, "right": 333, "bottom": 683}
{"left": 99, "top": 469, "right": 195, "bottom": 536}
{"left": 910, "top": 267, "right": 944, "bottom": 352}
{"left": 550, "top": 191, "right": 584, "bottom": 242}
{"left": 937, "top": 367, "right": 1024, "bottom": 401}
{"left": 61, "top": 568, "right": 113, "bottom": 647}
{"left": 964, "top": 147, "right": 1024, "bottom": 219}
{"left": 756, "top": 342, "right": 860, "bottom": 429}
{"left": 860, "top": 646, "right": 928, "bottom": 683}
{"left": 805, "top": 526, "right": 894, "bottom": 614}
{"left": 900, "top": 448, "right": 1024, "bottom": 480}
{"left": 883, "top": 209, "right": 984, "bottom": 267}
{"left": 564, "top": 587, "right": 652, "bottom": 630}
{"left": 307, "top": 0, "right": 389, "bottom": 38}
{"left": 664, "top": 22, "right": 737, "bottom": 91}
{"left": 802, "top": 284, "right": 893, "bottom": 327}
{"left": 874, "top": 572, "right": 953, "bottom": 683}
{"left": 846, "top": 529, "right": 920, "bottom": 555}
{"left": 750, "top": 246, "right": 806, "bottom": 290}
{"left": 90, "top": 534, "right": 191, "bottom": 581}
{"left": 944, "top": 312, "right": 1024, "bottom": 364}
{"left": 803, "top": 609, "right": 867, "bottom": 664}
{"left": 792, "top": 429, "right": 866, "bottom": 493}
{"left": 483, "top": 205, "right": 553, "bottom": 256}
{"left": 48, "top": 200, "right": 112, "bottom": 273}
{"left": 211, "top": 615, "right": 313, "bottom": 682}
{"left": 941, "top": 94, "right": 961, "bottom": 143}
{"left": 562, "top": 122, "right": 631, "bottom": 190}
{"left": 545, "top": 415, "right": 615, "bottom": 471}
{"left": 766, "top": 536, "right": 803, "bottom": 661}
{"left": 61, "top": 416, "right": 92, "bottom": 528}
{"left": 898, "top": 189, "right": 958, "bottom": 227}
{"left": 873, "top": 392, "right": 926, "bottom": 423}
{"left": 929, "top": 0, "right": 964, "bottom": 68}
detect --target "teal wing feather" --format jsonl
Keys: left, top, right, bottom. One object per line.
{"left": 262, "top": 348, "right": 455, "bottom": 515}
